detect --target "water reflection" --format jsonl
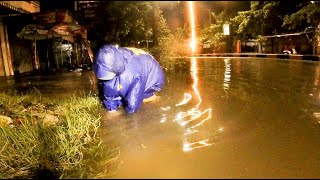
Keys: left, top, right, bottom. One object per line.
{"left": 162, "top": 58, "right": 223, "bottom": 152}
{"left": 0, "top": 71, "right": 98, "bottom": 97}
{"left": 223, "top": 58, "right": 231, "bottom": 95}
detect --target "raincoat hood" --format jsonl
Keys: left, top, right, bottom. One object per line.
{"left": 93, "top": 45, "right": 126, "bottom": 80}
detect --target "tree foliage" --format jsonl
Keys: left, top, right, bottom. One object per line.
{"left": 159, "top": 24, "right": 190, "bottom": 57}
{"left": 229, "top": 1, "right": 302, "bottom": 40}
{"left": 198, "top": 11, "right": 227, "bottom": 53}
{"left": 88, "top": 1, "right": 171, "bottom": 49}
{"left": 231, "top": 1, "right": 280, "bottom": 39}
{"left": 282, "top": 1, "right": 320, "bottom": 31}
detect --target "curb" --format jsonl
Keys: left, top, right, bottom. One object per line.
{"left": 192, "top": 53, "right": 320, "bottom": 61}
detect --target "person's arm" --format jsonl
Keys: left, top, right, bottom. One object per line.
{"left": 100, "top": 79, "right": 123, "bottom": 111}
{"left": 102, "top": 96, "right": 122, "bottom": 111}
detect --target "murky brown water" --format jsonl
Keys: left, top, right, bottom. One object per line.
{"left": 1, "top": 57, "right": 320, "bottom": 178}
{"left": 0, "top": 70, "right": 99, "bottom": 97}
{"left": 99, "top": 57, "right": 320, "bottom": 178}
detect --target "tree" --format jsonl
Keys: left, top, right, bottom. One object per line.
{"left": 282, "top": 1, "right": 320, "bottom": 31}
{"left": 198, "top": 11, "right": 228, "bottom": 53}
{"left": 88, "top": 2, "right": 157, "bottom": 47}
{"left": 151, "top": 2, "right": 172, "bottom": 47}
{"left": 230, "top": 1, "right": 301, "bottom": 40}
{"left": 153, "top": 24, "right": 190, "bottom": 71}
{"left": 87, "top": 1, "right": 172, "bottom": 57}
{"left": 107, "top": 2, "right": 154, "bottom": 47}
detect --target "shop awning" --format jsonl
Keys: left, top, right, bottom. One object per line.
{"left": 16, "top": 10, "right": 93, "bottom": 62}
{"left": 263, "top": 32, "right": 312, "bottom": 39}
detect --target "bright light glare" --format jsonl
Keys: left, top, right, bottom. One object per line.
{"left": 176, "top": 93, "right": 192, "bottom": 106}
{"left": 162, "top": 1, "right": 223, "bottom": 152}
{"left": 189, "top": 1, "right": 196, "bottom": 53}
{"left": 173, "top": 58, "right": 215, "bottom": 152}
{"left": 160, "top": 114, "right": 167, "bottom": 123}
{"left": 161, "top": 106, "right": 171, "bottom": 111}
{"left": 183, "top": 139, "right": 214, "bottom": 152}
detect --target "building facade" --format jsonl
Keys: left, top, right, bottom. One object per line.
{"left": 0, "top": 1, "right": 97, "bottom": 76}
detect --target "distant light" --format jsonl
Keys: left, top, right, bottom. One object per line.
{"left": 189, "top": 1, "right": 196, "bottom": 53}
{"left": 223, "top": 24, "right": 230, "bottom": 35}
{"left": 311, "top": 1, "right": 315, "bottom": 4}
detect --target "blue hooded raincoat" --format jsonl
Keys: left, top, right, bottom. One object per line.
{"left": 93, "top": 45, "right": 165, "bottom": 113}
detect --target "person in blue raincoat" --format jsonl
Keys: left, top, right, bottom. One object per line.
{"left": 92, "top": 44, "right": 165, "bottom": 113}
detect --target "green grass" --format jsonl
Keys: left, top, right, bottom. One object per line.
{"left": 0, "top": 91, "right": 119, "bottom": 179}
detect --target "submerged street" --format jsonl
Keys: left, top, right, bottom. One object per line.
{"left": 1, "top": 1, "right": 320, "bottom": 179}
{"left": 1, "top": 57, "right": 320, "bottom": 178}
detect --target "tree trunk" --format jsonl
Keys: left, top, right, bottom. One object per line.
{"left": 152, "top": 2, "right": 160, "bottom": 47}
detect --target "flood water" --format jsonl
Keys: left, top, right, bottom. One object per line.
{"left": 1, "top": 57, "right": 320, "bottom": 178}
{"left": 0, "top": 70, "right": 99, "bottom": 97}
{"left": 100, "top": 57, "right": 320, "bottom": 179}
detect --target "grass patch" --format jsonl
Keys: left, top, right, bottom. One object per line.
{"left": 0, "top": 91, "right": 119, "bottom": 179}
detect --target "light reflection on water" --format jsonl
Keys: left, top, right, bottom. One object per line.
{"left": 223, "top": 58, "right": 231, "bottom": 94}
{"left": 170, "top": 57, "right": 216, "bottom": 152}
{"left": 168, "top": 58, "right": 234, "bottom": 152}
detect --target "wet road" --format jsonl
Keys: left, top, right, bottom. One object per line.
{"left": 1, "top": 58, "right": 320, "bottom": 178}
